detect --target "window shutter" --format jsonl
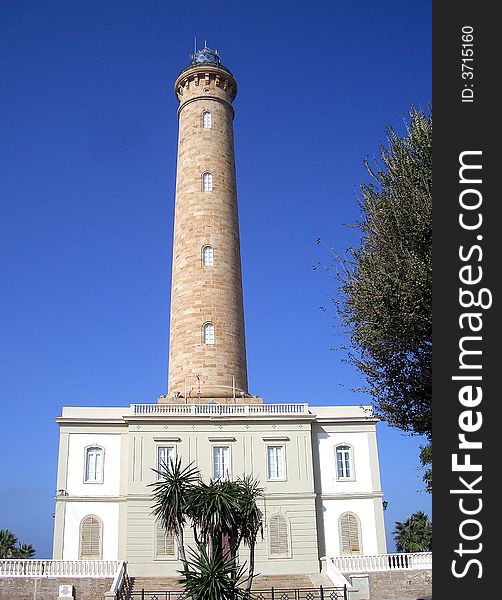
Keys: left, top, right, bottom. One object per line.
{"left": 269, "top": 514, "right": 289, "bottom": 556}
{"left": 156, "top": 523, "right": 175, "bottom": 558}
{"left": 340, "top": 513, "right": 361, "bottom": 555}
{"left": 80, "top": 516, "right": 102, "bottom": 559}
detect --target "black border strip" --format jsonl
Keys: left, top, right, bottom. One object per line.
{"left": 434, "top": 2, "right": 497, "bottom": 595}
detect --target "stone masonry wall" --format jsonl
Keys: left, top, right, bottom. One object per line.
{"left": 0, "top": 577, "right": 113, "bottom": 600}
{"left": 366, "top": 569, "right": 431, "bottom": 600}
{"left": 166, "top": 65, "right": 248, "bottom": 400}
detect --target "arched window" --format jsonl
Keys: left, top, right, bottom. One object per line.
{"left": 269, "top": 514, "right": 290, "bottom": 557}
{"left": 202, "top": 245, "right": 214, "bottom": 266}
{"left": 202, "top": 172, "right": 213, "bottom": 192}
{"left": 85, "top": 446, "right": 104, "bottom": 483}
{"left": 203, "top": 322, "right": 215, "bottom": 345}
{"left": 339, "top": 512, "right": 362, "bottom": 555}
{"left": 79, "top": 515, "right": 102, "bottom": 559}
{"left": 336, "top": 445, "right": 353, "bottom": 479}
{"left": 202, "top": 111, "right": 212, "bottom": 129}
{"left": 155, "top": 521, "right": 176, "bottom": 559}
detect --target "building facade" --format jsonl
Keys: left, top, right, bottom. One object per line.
{"left": 52, "top": 48, "right": 387, "bottom": 577}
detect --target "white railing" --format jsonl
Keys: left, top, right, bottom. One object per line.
{"left": 132, "top": 403, "right": 309, "bottom": 416}
{"left": 330, "top": 552, "right": 432, "bottom": 573}
{"left": 0, "top": 560, "right": 122, "bottom": 578}
{"left": 322, "top": 556, "right": 353, "bottom": 589}
{"left": 106, "top": 561, "right": 127, "bottom": 597}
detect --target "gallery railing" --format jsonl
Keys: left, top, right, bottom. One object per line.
{"left": 132, "top": 403, "right": 310, "bottom": 416}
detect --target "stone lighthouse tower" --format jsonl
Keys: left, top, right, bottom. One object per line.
{"left": 165, "top": 47, "right": 253, "bottom": 403}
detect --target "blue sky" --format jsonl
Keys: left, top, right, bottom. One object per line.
{"left": 1, "top": 0, "right": 431, "bottom": 557}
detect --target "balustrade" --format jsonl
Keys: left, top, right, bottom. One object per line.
{"left": 329, "top": 552, "right": 432, "bottom": 573}
{"left": 132, "top": 403, "right": 309, "bottom": 416}
{"left": 0, "top": 559, "right": 122, "bottom": 578}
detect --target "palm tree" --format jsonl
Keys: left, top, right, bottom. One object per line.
{"left": 14, "top": 544, "right": 36, "bottom": 559}
{"left": 0, "top": 530, "right": 18, "bottom": 559}
{"left": 233, "top": 476, "right": 263, "bottom": 593}
{"left": 149, "top": 456, "right": 200, "bottom": 573}
{"left": 180, "top": 544, "right": 247, "bottom": 600}
{"left": 0, "top": 530, "right": 36, "bottom": 559}
{"left": 185, "top": 476, "right": 263, "bottom": 594}
{"left": 150, "top": 460, "right": 263, "bottom": 597}
{"left": 393, "top": 511, "right": 432, "bottom": 553}
{"left": 185, "top": 479, "right": 242, "bottom": 557}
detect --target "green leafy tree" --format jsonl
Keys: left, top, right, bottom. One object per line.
{"left": 419, "top": 442, "right": 432, "bottom": 494}
{"left": 393, "top": 511, "right": 432, "bottom": 553}
{"left": 324, "top": 107, "right": 432, "bottom": 487}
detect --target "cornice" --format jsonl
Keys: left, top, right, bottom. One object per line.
{"left": 56, "top": 418, "right": 126, "bottom": 426}
{"left": 54, "top": 495, "right": 126, "bottom": 502}
{"left": 314, "top": 416, "right": 379, "bottom": 424}
{"left": 318, "top": 491, "right": 384, "bottom": 500}
{"left": 124, "top": 414, "right": 316, "bottom": 425}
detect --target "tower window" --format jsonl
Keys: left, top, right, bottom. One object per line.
{"left": 202, "top": 111, "right": 212, "bottom": 129}
{"left": 203, "top": 322, "right": 215, "bottom": 345}
{"left": 202, "top": 172, "right": 213, "bottom": 192}
{"left": 85, "top": 446, "right": 104, "bottom": 483}
{"left": 202, "top": 245, "right": 214, "bottom": 267}
{"left": 336, "top": 445, "right": 353, "bottom": 480}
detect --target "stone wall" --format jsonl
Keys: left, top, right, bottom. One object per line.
{"left": 0, "top": 577, "right": 113, "bottom": 600}
{"left": 167, "top": 63, "right": 248, "bottom": 400}
{"left": 364, "top": 569, "right": 432, "bottom": 600}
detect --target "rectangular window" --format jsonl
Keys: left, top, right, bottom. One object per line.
{"left": 213, "top": 446, "right": 230, "bottom": 479}
{"left": 336, "top": 446, "right": 352, "bottom": 479}
{"left": 267, "top": 446, "right": 285, "bottom": 480}
{"left": 158, "top": 446, "right": 175, "bottom": 479}
{"left": 85, "top": 447, "right": 103, "bottom": 482}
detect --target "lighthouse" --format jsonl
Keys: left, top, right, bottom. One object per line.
{"left": 166, "top": 47, "right": 250, "bottom": 402}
